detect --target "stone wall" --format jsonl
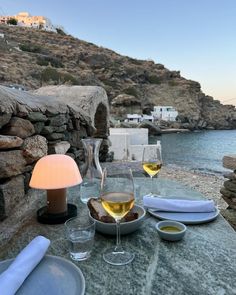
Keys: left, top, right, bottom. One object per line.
{"left": 0, "top": 85, "right": 110, "bottom": 220}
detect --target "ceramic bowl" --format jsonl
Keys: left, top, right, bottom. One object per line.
{"left": 155, "top": 220, "right": 187, "bottom": 241}
{"left": 89, "top": 204, "right": 146, "bottom": 235}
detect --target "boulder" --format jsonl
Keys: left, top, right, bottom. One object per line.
{"left": 0, "top": 113, "right": 11, "bottom": 128}
{"left": 0, "top": 150, "right": 27, "bottom": 178}
{"left": 137, "top": 120, "right": 161, "bottom": 135}
{"left": 223, "top": 172, "right": 236, "bottom": 180}
{"left": 22, "top": 135, "right": 47, "bottom": 163}
{"left": 224, "top": 180, "right": 236, "bottom": 193}
{"left": 0, "top": 175, "right": 25, "bottom": 219}
{"left": 2, "top": 117, "right": 35, "bottom": 139}
{"left": 0, "top": 135, "right": 23, "bottom": 149}
{"left": 220, "top": 187, "right": 236, "bottom": 198}
{"left": 49, "top": 114, "right": 68, "bottom": 127}
{"left": 48, "top": 141, "right": 70, "bottom": 154}
{"left": 27, "top": 112, "right": 48, "bottom": 122}
{"left": 46, "top": 133, "right": 65, "bottom": 141}
{"left": 223, "top": 155, "right": 236, "bottom": 170}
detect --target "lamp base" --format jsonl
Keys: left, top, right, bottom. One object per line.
{"left": 37, "top": 203, "right": 77, "bottom": 224}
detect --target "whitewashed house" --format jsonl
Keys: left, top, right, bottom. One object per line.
{"left": 0, "top": 12, "right": 56, "bottom": 32}
{"left": 151, "top": 106, "right": 178, "bottom": 121}
{"left": 125, "top": 114, "right": 154, "bottom": 123}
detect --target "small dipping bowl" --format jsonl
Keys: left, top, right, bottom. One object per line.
{"left": 155, "top": 220, "right": 187, "bottom": 241}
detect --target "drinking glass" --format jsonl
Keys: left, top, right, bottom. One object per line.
{"left": 65, "top": 216, "right": 95, "bottom": 261}
{"left": 142, "top": 145, "right": 162, "bottom": 196}
{"left": 101, "top": 167, "right": 135, "bottom": 265}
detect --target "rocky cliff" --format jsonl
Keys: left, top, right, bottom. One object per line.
{"left": 0, "top": 24, "right": 235, "bottom": 129}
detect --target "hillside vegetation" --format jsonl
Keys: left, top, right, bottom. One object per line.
{"left": 0, "top": 24, "right": 235, "bottom": 129}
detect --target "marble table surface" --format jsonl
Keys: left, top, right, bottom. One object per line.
{"left": 0, "top": 177, "right": 236, "bottom": 295}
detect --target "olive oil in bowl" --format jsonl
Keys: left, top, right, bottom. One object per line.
{"left": 156, "top": 220, "right": 187, "bottom": 241}
{"left": 160, "top": 226, "right": 181, "bottom": 233}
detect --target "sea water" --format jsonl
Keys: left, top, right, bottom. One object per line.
{"left": 149, "top": 130, "right": 236, "bottom": 175}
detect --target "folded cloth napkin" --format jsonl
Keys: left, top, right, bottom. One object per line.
{"left": 0, "top": 236, "right": 50, "bottom": 295}
{"left": 143, "top": 195, "right": 215, "bottom": 212}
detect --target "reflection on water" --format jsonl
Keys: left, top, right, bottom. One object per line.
{"left": 149, "top": 130, "right": 236, "bottom": 175}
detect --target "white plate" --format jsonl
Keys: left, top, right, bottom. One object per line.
{"left": 0, "top": 255, "right": 85, "bottom": 295}
{"left": 148, "top": 207, "right": 219, "bottom": 224}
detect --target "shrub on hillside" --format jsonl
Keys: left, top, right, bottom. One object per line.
{"left": 20, "top": 43, "right": 42, "bottom": 53}
{"left": 146, "top": 75, "right": 161, "bottom": 84}
{"left": 56, "top": 28, "right": 66, "bottom": 35}
{"left": 41, "top": 67, "right": 78, "bottom": 85}
{"left": 123, "top": 87, "right": 139, "bottom": 97}
{"left": 7, "top": 18, "right": 17, "bottom": 25}
{"left": 37, "top": 56, "right": 64, "bottom": 68}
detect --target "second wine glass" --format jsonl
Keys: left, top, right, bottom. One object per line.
{"left": 142, "top": 145, "right": 162, "bottom": 196}
{"left": 100, "top": 167, "right": 135, "bottom": 266}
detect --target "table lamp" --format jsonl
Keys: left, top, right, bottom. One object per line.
{"left": 30, "top": 154, "right": 82, "bottom": 224}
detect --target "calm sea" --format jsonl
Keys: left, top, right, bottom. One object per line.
{"left": 149, "top": 130, "right": 236, "bottom": 175}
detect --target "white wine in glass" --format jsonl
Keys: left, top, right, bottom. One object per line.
{"left": 142, "top": 145, "right": 162, "bottom": 196}
{"left": 101, "top": 168, "right": 135, "bottom": 266}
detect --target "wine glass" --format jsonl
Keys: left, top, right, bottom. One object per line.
{"left": 142, "top": 145, "right": 162, "bottom": 196}
{"left": 100, "top": 167, "right": 135, "bottom": 265}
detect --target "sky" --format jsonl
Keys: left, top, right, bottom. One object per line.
{"left": 0, "top": 0, "right": 236, "bottom": 105}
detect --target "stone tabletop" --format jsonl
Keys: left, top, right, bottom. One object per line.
{"left": 0, "top": 178, "right": 236, "bottom": 295}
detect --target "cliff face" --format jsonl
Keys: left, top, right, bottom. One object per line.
{"left": 0, "top": 24, "right": 235, "bottom": 129}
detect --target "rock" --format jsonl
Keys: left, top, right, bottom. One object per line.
{"left": 137, "top": 120, "right": 161, "bottom": 135}
{"left": 53, "top": 125, "right": 67, "bottom": 133}
{"left": 220, "top": 187, "right": 236, "bottom": 198}
{"left": 0, "top": 150, "right": 27, "bottom": 177}
{"left": 2, "top": 117, "right": 35, "bottom": 139}
{"left": 49, "top": 114, "right": 68, "bottom": 127}
{"left": 33, "top": 122, "right": 45, "bottom": 134}
{"left": 221, "top": 209, "right": 236, "bottom": 230}
{"left": 224, "top": 180, "right": 236, "bottom": 193}
{"left": 46, "top": 133, "right": 65, "bottom": 141}
{"left": 223, "top": 155, "right": 236, "bottom": 170}
{"left": 111, "top": 94, "right": 141, "bottom": 107}
{"left": 0, "top": 113, "right": 11, "bottom": 128}
{"left": 22, "top": 135, "right": 47, "bottom": 163}
{"left": 0, "top": 175, "right": 25, "bottom": 219}
{"left": 68, "top": 130, "right": 81, "bottom": 148}
{"left": 41, "top": 126, "right": 54, "bottom": 135}
{"left": 0, "top": 135, "right": 23, "bottom": 149}
{"left": 27, "top": 112, "right": 48, "bottom": 122}
{"left": 223, "top": 172, "right": 236, "bottom": 180}
{"left": 48, "top": 141, "right": 70, "bottom": 154}
{"left": 221, "top": 195, "right": 236, "bottom": 210}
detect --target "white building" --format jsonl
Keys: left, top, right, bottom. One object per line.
{"left": 0, "top": 12, "right": 56, "bottom": 32}
{"left": 151, "top": 106, "right": 178, "bottom": 121}
{"left": 125, "top": 114, "right": 154, "bottom": 123}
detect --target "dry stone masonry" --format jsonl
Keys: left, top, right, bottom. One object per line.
{"left": 221, "top": 155, "right": 236, "bottom": 210}
{"left": 0, "top": 85, "right": 109, "bottom": 220}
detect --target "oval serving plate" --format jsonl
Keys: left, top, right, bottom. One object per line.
{"left": 0, "top": 255, "right": 85, "bottom": 295}
{"left": 148, "top": 207, "right": 219, "bottom": 224}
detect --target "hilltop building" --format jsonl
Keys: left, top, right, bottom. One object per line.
{"left": 0, "top": 12, "right": 56, "bottom": 32}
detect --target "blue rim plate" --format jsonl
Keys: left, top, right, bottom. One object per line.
{"left": 148, "top": 207, "right": 219, "bottom": 224}
{"left": 0, "top": 255, "right": 85, "bottom": 295}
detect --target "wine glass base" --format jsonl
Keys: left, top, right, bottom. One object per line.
{"left": 103, "top": 248, "right": 135, "bottom": 266}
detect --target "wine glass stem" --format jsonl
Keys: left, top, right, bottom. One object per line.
{"left": 151, "top": 175, "right": 153, "bottom": 195}
{"left": 115, "top": 219, "right": 122, "bottom": 252}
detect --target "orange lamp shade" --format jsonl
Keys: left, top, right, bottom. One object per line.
{"left": 29, "top": 154, "right": 82, "bottom": 190}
